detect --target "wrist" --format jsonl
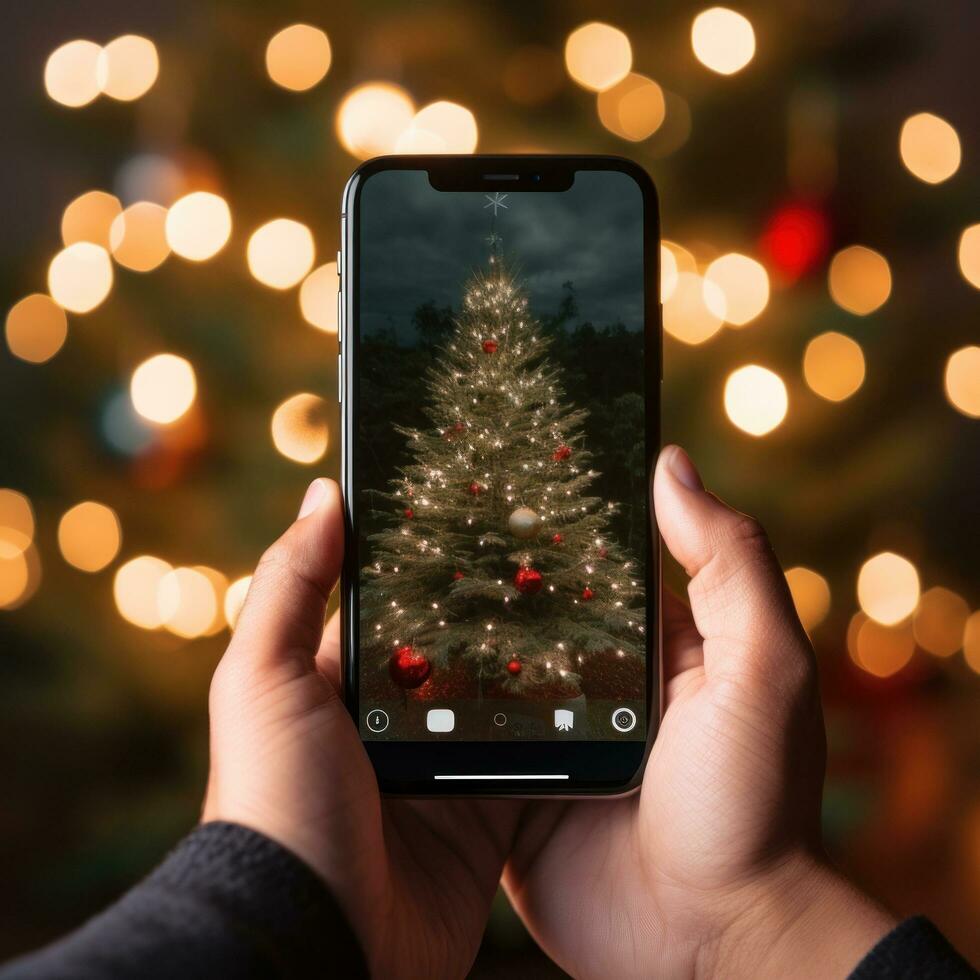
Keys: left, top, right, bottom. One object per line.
{"left": 700, "top": 851, "right": 896, "bottom": 980}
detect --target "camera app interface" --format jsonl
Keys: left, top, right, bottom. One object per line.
{"left": 356, "top": 169, "right": 648, "bottom": 742}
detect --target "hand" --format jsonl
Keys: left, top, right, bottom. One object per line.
{"left": 203, "top": 478, "right": 522, "bottom": 978}
{"left": 503, "top": 446, "right": 896, "bottom": 979}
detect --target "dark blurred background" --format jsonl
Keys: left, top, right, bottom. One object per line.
{"left": 1, "top": 0, "right": 978, "bottom": 973}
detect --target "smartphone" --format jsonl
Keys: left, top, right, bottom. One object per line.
{"left": 339, "top": 155, "right": 661, "bottom": 796}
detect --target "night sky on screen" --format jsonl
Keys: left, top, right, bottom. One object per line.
{"left": 357, "top": 169, "right": 644, "bottom": 339}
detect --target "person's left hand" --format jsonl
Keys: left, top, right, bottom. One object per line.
{"left": 203, "top": 478, "right": 522, "bottom": 978}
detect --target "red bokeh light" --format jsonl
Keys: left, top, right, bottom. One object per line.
{"left": 760, "top": 202, "right": 831, "bottom": 281}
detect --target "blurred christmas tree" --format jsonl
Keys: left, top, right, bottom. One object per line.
{"left": 363, "top": 242, "right": 644, "bottom": 697}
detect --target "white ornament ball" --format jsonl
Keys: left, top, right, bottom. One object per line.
{"left": 508, "top": 506, "right": 542, "bottom": 539}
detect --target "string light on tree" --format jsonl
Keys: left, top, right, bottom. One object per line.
{"left": 61, "top": 190, "right": 122, "bottom": 248}
{"left": 704, "top": 252, "right": 769, "bottom": 326}
{"left": 396, "top": 101, "right": 479, "bottom": 154}
{"left": 958, "top": 224, "right": 980, "bottom": 289}
{"left": 224, "top": 575, "right": 252, "bottom": 630}
{"left": 299, "top": 262, "right": 339, "bottom": 332}
{"left": 362, "top": 202, "right": 644, "bottom": 698}
{"left": 785, "top": 566, "right": 831, "bottom": 632}
{"left": 44, "top": 40, "right": 102, "bottom": 107}
{"left": 828, "top": 245, "right": 891, "bottom": 315}
{"left": 803, "top": 332, "right": 866, "bottom": 402}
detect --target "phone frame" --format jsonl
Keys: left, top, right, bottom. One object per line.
{"left": 339, "top": 154, "right": 662, "bottom": 797}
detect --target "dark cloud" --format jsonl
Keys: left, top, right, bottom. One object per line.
{"left": 358, "top": 169, "right": 644, "bottom": 340}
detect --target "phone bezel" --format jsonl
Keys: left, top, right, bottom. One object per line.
{"left": 339, "top": 154, "right": 662, "bottom": 797}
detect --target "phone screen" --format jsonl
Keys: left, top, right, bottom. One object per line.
{"left": 352, "top": 167, "right": 650, "bottom": 747}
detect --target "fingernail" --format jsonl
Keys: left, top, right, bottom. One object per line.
{"left": 666, "top": 445, "right": 703, "bottom": 491}
{"left": 298, "top": 478, "right": 328, "bottom": 519}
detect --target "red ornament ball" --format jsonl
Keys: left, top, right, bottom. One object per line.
{"left": 507, "top": 659, "right": 522, "bottom": 676}
{"left": 404, "top": 508, "right": 414, "bottom": 520}
{"left": 552, "top": 444, "right": 572, "bottom": 462}
{"left": 388, "top": 645, "right": 432, "bottom": 689}
{"left": 453, "top": 421, "right": 466, "bottom": 433}
{"left": 482, "top": 339, "right": 498, "bottom": 354}
{"left": 581, "top": 586, "right": 594, "bottom": 601}
{"left": 551, "top": 533, "right": 563, "bottom": 545}
{"left": 453, "top": 570, "right": 465, "bottom": 581}
{"left": 467, "top": 481, "right": 483, "bottom": 496}
{"left": 598, "top": 546, "right": 608, "bottom": 559}
{"left": 514, "top": 566, "right": 544, "bottom": 595}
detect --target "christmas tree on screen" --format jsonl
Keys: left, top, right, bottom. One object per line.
{"left": 362, "top": 201, "right": 645, "bottom": 698}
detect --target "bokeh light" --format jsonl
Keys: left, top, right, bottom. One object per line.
{"left": 691, "top": 7, "right": 756, "bottom": 75}
{"left": 958, "top": 224, "right": 980, "bottom": 289}
{"left": 265, "top": 24, "right": 331, "bottom": 92}
{"left": 761, "top": 202, "right": 830, "bottom": 281}
{"left": 0, "top": 544, "right": 40, "bottom": 611}
{"left": 913, "top": 587, "right": 969, "bottom": 657}
{"left": 857, "top": 552, "right": 920, "bottom": 625}
{"left": 0, "top": 489, "right": 35, "bottom": 557}
{"left": 828, "top": 245, "right": 891, "bottom": 315}
{"left": 964, "top": 612, "right": 980, "bottom": 675}
{"left": 247, "top": 219, "right": 315, "bottom": 289}
{"left": 850, "top": 613, "right": 916, "bottom": 678}
{"left": 130, "top": 354, "right": 197, "bottom": 425}
{"left": 109, "top": 202, "right": 170, "bottom": 272}
{"left": 271, "top": 393, "right": 329, "bottom": 463}
{"left": 704, "top": 252, "right": 770, "bottom": 326}
{"left": 944, "top": 346, "right": 980, "bottom": 418}
{"left": 44, "top": 39, "right": 102, "bottom": 107}
{"left": 47, "top": 242, "right": 113, "bottom": 313}
{"left": 803, "top": 332, "right": 866, "bottom": 402}
{"left": 564, "top": 22, "right": 632, "bottom": 92}
{"left": 597, "top": 73, "right": 665, "bottom": 142}
{"left": 785, "top": 566, "right": 831, "bottom": 631}
{"left": 224, "top": 575, "right": 252, "bottom": 630}
{"left": 660, "top": 245, "right": 679, "bottom": 302}
{"left": 193, "top": 566, "right": 229, "bottom": 636}
{"left": 724, "top": 365, "right": 788, "bottom": 436}
{"left": 165, "top": 191, "right": 232, "bottom": 261}
{"left": 899, "top": 112, "right": 961, "bottom": 184}
{"left": 5, "top": 294, "right": 68, "bottom": 364}
{"left": 113, "top": 555, "right": 172, "bottom": 629}
{"left": 61, "top": 190, "right": 122, "bottom": 249}
{"left": 96, "top": 35, "right": 159, "bottom": 101}
{"left": 336, "top": 83, "right": 415, "bottom": 159}
{"left": 662, "top": 271, "right": 725, "bottom": 344}
{"left": 157, "top": 566, "right": 218, "bottom": 639}
{"left": 299, "top": 262, "right": 339, "bottom": 333}
{"left": 396, "top": 101, "right": 478, "bottom": 153}
{"left": 57, "top": 501, "right": 122, "bottom": 573}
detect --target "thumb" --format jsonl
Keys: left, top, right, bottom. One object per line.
{"left": 227, "top": 478, "right": 345, "bottom": 670}
{"left": 653, "top": 446, "right": 810, "bottom": 683}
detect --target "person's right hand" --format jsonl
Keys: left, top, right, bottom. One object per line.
{"left": 504, "top": 446, "right": 896, "bottom": 979}
{"left": 203, "top": 479, "right": 522, "bottom": 978}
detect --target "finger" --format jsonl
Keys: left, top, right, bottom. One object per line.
{"left": 315, "top": 610, "right": 342, "bottom": 689}
{"left": 653, "top": 446, "right": 809, "bottom": 682}
{"left": 227, "top": 478, "right": 344, "bottom": 669}
{"left": 662, "top": 588, "right": 703, "bottom": 682}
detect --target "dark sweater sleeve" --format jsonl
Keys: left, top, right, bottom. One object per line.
{"left": 849, "top": 916, "right": 978, "bottom": 979}
{"left": 0, "top": 821, "right": 368, "bottom": 980}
